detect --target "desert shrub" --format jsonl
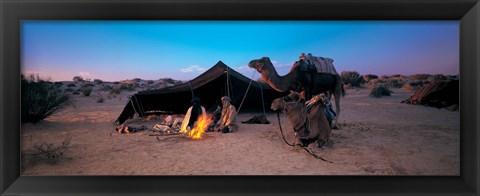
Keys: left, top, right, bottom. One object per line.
{"left": 409, "top": 81, "right": 424, "bottom": 87}
{"left": 22, "top": 74, "right": 70, "bottom": 124}
{"left": 428, "top": 74, "right": 448, "bottom": 82}
{"left": 409, "top": 74, "right": 431, "bottom": 82}
{"left": 133, "top": 78, "right": 142, "bottom": 82}
{"left": 110, "top": 86, "right": 122, "bottom": 95}
{"left": 363, "top": 74, "right": 378, "bottom": 82}
{"left": 370, "top": 84, "right": 392, "bottom": 98}
{"left": 72, "top": 91, "right": 80, "bottom": 95}
{"left": 96, "top": 97, "right": 105, "bottom": 103}
{"left": 67, "top": 83, "right": 76, "bottom": 87}
{"left": 341, "top": 71, "right": 365, "bottom": 87}
{"left": 73, "top": 76, "right": 84, "bottom": 83}
{"left": 94, "top": 79, "right": 103, "bottom": 84}
{"left": 22, "top": 136, "right": 71, "bottom": 166}
{"left": 447, "top": 75, "right": 459, "bottom": 80}
{"left": 147, "top": 80, "right": 155, "bottom": 84}
{"left": 64, "top": 88, "right": 74, "bottom": 92}
{"left": 161, "top": 78, "right": 176, "bottom": 84}
{"left": 54, "top": 82, "right": 63, "bottom": 86}
{"left": 401, "top": 84, "right": 414, "bottom": 91}
{"left": 113, "top": 81, "right": 120, "bottom": 84}
{"left": 80, "top": 87, "right": 93, "bottom": 96}
{"left": 384, "top": 77, "right": 405, "bottom": 88}
{"left": 82, "top": 83, "right": 96, "bottom": 88}
{"left": 119, "top": 83, "right": 136, "bottom": 91}
{"left": 99, "top": 85, "right": 112, "bottom": 92}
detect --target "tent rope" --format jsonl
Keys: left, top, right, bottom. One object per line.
{"left": 236, "top": 70, "right": 256, "bottom": 115}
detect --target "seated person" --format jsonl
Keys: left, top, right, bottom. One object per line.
{"left": 180, "top": 97, "right": 206, "bottom": 133}
{"left": 214, "top": 96, "right": 237, "bottom": 133}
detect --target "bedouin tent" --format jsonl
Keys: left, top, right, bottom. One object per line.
{"left": 115, "top": 61, "right": 288, "bottom": 124}
{"left": 401, "top": 79, "right": 459, "bottom": 108}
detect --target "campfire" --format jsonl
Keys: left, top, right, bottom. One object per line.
{"left": 180, "top": 114, "right": 213, "bottom": 139}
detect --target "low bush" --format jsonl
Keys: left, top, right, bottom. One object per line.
{"left": 67, "top": 83, "right": 76, "bottom": 87}
{"left": 73, "top": 76, "right": 84, "bottom": 83}
{"left": 401, "top": 84, "right": 414, "bottom": 91}
{"left": 64, "top": 88, "right": 74, "bottom": 92}
{"left": 93, "top": 79, "right": 103, "bottom": 84}
{"left": 96, "top": 97, "right": 105, "bottom": 103}
{"left": 110, "top": 86, "right": 122, "bottom": 95}
{"left": 80, "top": 87, "right": 93, "bottom": 96}
{"left": 340, "top": 71, "right": 365, "bottom": 87}
{"left": 82, "top": 83, "right": 96, "bottom": 87}
{"left": 370, "top": 84, "right": 392, "bottom": 98}
{"left": 428, "top": 74, "right": 448, "bottom": 82}
{"left": 363, "top": 74, "right": 378, "bottom": 82}
{"left": 409, "top": 74, "right": 431, "bottom": 82}
{"left": 22, "top": 136, "right": 71, "bottom": 166}
{"left": 22, "top": 74, "right": 70, "bottom": 123}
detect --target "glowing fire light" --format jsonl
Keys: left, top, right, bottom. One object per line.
{"left": 182, "top": 114, "right": 212, "bottom": 139}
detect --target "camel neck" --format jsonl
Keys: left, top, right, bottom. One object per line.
{"left": 263, "top": 63, "right": 295, "bottom": 92}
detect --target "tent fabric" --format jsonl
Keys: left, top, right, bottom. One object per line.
{"left": 401, "top": 80, "right": 459, "bottom": 108}
{"left": 115, "top": 61, "right": 288, "bottom": 124}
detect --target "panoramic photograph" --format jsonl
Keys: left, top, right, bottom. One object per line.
{"left": 20, "top": 21, "right": 459, "bottom": 175}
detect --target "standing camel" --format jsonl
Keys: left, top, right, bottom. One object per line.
{"left": 248, "top": 57, "right": 344, "bottom": 127}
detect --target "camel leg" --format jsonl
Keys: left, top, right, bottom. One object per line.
{"left": 333, "top": 92, "right": 341, "bottom": 129}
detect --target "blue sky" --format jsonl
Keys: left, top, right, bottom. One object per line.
{"left": 21, "top": 21, "right": 459, "bottom": 82}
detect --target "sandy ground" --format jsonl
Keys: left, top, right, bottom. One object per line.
{"left": 21, "top": 88, "right": 459, "bottom": 175}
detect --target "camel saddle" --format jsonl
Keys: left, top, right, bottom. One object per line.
{"left": 299, "top": 54, "right": 338, "bottom": 75}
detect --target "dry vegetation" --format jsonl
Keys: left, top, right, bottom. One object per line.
{"left": 340, "top": 71, "right": 457, "bottom": 98}
{"left": 22, "top": 136, "right": 72, "bottom": 167}
{"left": 21, "top": 74, "right": 71, "bottom": 124}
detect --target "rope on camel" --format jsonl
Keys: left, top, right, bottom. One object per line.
{"left": 276, "top": 111, "right": 333, "bottom": 163}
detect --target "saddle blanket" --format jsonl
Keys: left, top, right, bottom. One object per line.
{"left": 301, "top": 54, "right": 338, "bottom": 75}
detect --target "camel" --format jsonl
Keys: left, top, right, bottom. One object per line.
{"left": 270, "top": 92, "right": 331, "bottom": 148}
{"left": 248, "top": 57, "right": 344, "bottom": 127}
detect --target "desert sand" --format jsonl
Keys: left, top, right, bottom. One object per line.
{"left": 21, "top": 87, "right": 459, "bottom": 175}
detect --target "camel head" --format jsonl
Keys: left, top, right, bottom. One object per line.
{"left": 248, "top": 57, "right": 272, "bottom": 73}
{"left": 270, "top": 91, "right": 303, "bottom": 112}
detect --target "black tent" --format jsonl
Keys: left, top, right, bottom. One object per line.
{"left": 115, "top": 61, "right": 288, "bottom": 124}
{"left": 401, "top": 80, "right": 459, "bottom": 108}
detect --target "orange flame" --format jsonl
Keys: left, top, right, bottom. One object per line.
{"left": 185, "top": 114, "right": 212, "bottom": 139}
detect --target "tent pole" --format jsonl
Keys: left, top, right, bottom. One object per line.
{"left": 226, "top": 67, "right": 230, "bottom": 98}
{"left": 188, "top": 81, "right": 194, "bottom": 99}
{"left": 133, "top": 95, "right": 145, "bottom": 117}
{"left": 129, "top": 96, "right": 139, "bottom": 118}
{"left": 259, "top": 82, "right": 266, "bottom": 115}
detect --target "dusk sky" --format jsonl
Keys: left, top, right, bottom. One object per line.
{"left": 21, "top": 21, "right": 459, "bottom": 82}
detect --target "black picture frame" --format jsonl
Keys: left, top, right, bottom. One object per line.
{"left": 1, "top": 0, "right": 479, "bottom": 195}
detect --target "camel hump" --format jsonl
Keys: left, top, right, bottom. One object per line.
{"left": 300, "top": 53, "right": 338, "bottom": 75}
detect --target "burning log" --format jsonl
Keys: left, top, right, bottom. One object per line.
{"left": 180, "top": 114, "right": 213, "bottom": 139}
